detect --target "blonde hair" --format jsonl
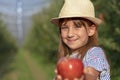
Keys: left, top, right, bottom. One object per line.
{"left": 58, "top": 18, "right": 98, "bottom": 60}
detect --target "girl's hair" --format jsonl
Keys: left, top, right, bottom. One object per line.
{"left": 58, "top": 18, "right": 98, "bottom": 60}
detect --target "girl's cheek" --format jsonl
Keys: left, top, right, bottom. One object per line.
{"left": 61, "top": 32, "right": 67, "bottom": 38}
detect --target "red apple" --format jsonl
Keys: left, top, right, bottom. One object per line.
{"left": 57, "top": 57, "right": 84, "bottom": 80}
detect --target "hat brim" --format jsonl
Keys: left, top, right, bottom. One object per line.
{"left": 51, "top": 16, "right": 102, "bottom": 26}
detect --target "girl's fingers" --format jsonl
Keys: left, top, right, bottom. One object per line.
{"left": 54, "top": 69, "right": 58, "bottom": 74}
{"left": 79, "top": 75, "right": 84, "bottom": 80}
{"left": 56, "top": 75, "right": 62, "bottom": 80}
{"left": 56, "top": 75, "right": 68, "bottom": 80}
{"left": 73, "top": 76, "right": 84, "bottom": 80}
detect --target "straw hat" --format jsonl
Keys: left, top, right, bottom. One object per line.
{"left": 51, "top": 0, "right": 102, "bottom": 26}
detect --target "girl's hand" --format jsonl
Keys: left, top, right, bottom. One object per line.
{"left": 83, "top": 67, "right": 100, "bottom": 80}
{"left": 54, "top": 69, "right": 62, "bottom": 80}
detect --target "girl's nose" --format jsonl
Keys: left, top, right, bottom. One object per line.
{"left": 68, "top": 28, "right": 74, "bottom": 38}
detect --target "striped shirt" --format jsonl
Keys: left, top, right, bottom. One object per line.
{"left": 70, "top": 47, "right": 110, "bottom": 80}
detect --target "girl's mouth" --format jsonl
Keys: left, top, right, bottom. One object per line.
{"left": 67, "top": 39, "right": 78, "bottom": 44}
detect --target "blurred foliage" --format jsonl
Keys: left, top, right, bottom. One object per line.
{"left": 24, "top": 0, "right": 64, "bottom": 63}
{"left": 92, "top": 0, "right": 120, "bottom": 79}
{"left": 0, "top": 15, "right": 18, "bottom": 72}
{"left": 24, "top": 0, "right": 120, "bottom": 79}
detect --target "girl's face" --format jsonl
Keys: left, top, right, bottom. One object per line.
{"left": 60, "top": 19, "right": 96, "bottom": 52}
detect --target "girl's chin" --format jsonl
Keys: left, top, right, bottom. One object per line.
{"left": 68, "top": 45, "right": 82, "bottom": 52}
{"left": 69, "top": 46, "right": 80, "bottom": 51}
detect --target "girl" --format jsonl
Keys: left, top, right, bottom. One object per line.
{"left": 51, "top": 0, "right": 110, "bottom": 80}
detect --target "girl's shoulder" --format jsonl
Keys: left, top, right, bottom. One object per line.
{"left": 86, "top": 46, "right": 105, "bottom": 58}
{"left": 88, "top": 46, "right": 103, "bottom": 53}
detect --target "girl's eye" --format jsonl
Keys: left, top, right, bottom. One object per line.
{"left": 74, "top": 23, "right": 83, "bottom": 28}
{"left": 75, "top": 25, "right": 82, "bottom": 28}
{"left": 61, "top": 26, "right": 68, "bottom": 29}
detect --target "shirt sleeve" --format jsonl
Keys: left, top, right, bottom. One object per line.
{"left": 83, "top": 47, "right": 109, "bottom": 72}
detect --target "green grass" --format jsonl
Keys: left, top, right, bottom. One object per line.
{"left": 16, "top": 50, "right": 34, "bottom": 80}
{"left": 1, "top": 50, "right": 34, "bottom": 80}
{"left": 1, "top": 49, "right": 47, "bottom": 80}
{"left": 30, "top": 52, "right": 56, "bottom": 80}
